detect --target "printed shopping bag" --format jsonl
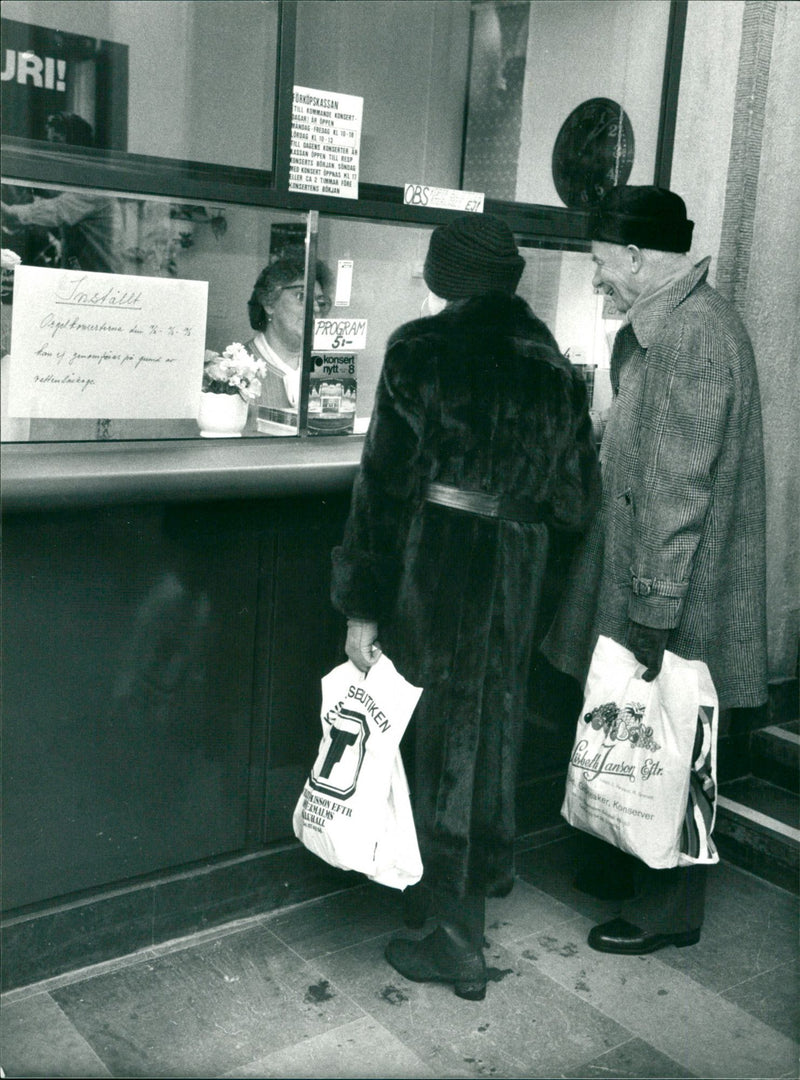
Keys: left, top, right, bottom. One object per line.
{"left": 562, "top": 635, "right": 719, "bottom": 869}
{"left": 293, "top": 654, "right": 423, "bottom": 889}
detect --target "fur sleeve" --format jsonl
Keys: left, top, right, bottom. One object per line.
{"left": 544, "top": 370, "right": 602, "bottom": 534}
{"left": 330, "top": 339, "right": 426, "bottom": 621}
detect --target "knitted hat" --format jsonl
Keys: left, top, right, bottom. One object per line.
{"left": 423, "top": 213, "right": 525, "bottom": 300}
{"left": 590, "top": 185, "right": 694, "bottom": 253}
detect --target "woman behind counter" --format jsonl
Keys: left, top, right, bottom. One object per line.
{"left": 245, "top": 252, "right": 332, "bottom": 434}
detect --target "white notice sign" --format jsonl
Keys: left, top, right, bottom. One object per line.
{"left": 403, "top": 184, "right": 485, "bottom": 212}
{"left": 290, "top": 86, "right": 363, "bottom": 199}
{"left": 313, "top": 317, "right": 367, "bottom": 353}
{"left": 8, "top": 267, "right": 208, "bottom": 419}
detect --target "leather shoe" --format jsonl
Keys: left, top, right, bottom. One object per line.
{"left": 385, "top": 924, "right": 487, "bottom": 1000}
{"left": 588, "top": 917, "right": 700, "bottom": 955}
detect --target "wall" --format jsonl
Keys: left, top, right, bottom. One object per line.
{"left": 743, "top": 2, "right": 800, "bottom": 680}
{"left": 671, "top": 1, "right": 744, "bottom": 272}
{"left": 673, "top": 0, "right": 799, "bottom": 681}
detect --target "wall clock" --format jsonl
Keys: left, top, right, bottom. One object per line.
{"left": 552, "top": 97, "right": 634, "bottom": 208}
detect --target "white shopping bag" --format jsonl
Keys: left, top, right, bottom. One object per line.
{"left": 562, "top": 635, "right": 719, "bottom": 869}
{"left": 293, "top": 654, "right": 423, "bottom": 889}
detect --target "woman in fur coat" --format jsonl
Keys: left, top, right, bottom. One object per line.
{"left": 331, "top": 214, "right": 600, "bottom": 1000}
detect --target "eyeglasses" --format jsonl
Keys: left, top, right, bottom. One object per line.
{"left": 278, "top": 285, "right": 331, "bottom": 313}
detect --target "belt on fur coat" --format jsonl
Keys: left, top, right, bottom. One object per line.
{"left": 424, "top": 481, "right": 547, "bottom": 524}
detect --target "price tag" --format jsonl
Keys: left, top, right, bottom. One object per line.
{"left": 403, "top": 185, "right": 485, "bottom": 212}
{"left": 313, "top": 317, "right": 367, "bottom": 352}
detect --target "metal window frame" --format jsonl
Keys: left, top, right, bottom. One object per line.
{"left": 1, "top": 0, "right": 687, "bottom": 245}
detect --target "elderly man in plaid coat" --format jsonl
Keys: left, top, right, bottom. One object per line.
{"left": 543, "top": 185, "right": 767, "bottom": 955}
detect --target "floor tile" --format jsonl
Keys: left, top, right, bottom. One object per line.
{"left": 563, "top": 1036, "right": 696, "bottom": 1079}
{"left": 509, "top": 915, "right": 798, "bottom": 1079}
{"left": 0, "top": 992, "right": 111, "bottom": 1078}
{"left": 514, "top": 834, "right": 626, "bottom": 925}
{"left": 721, "top": 960, "right": 799, "bottom": 1042}
{"left": 519, "top": 835, "right": 800, "bottom": 1000}
{"left": 311, "top": 931, "right": 632, "bottom": 1078}
{"left": 655, "top": 861, "right": 800, "bottom": 993}
{"left": 267, "top": 883, "right": 403, "bottom": 959}
{"left": 222, "top": 1015, "right": 436, "bottom": 1078}
{"left": 49, "top": 923, "right": 364, "bottom": 1078}
{"left": 484, "top": 878, "right": 585, "bottom": 947}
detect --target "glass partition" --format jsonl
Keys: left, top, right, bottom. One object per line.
{"left": 296, "top": 0, "right": 671, "bottom": 211}
{"left": 517, "top": 244, "right": 617, "bottom": 426}
{"left": 314, "top": 215, "right": 434, "bottom": 428}
{"left": 1, "top": 0, "right": 278, "bottom": 171}
{"left": 465, "top": 0, "right": 672, "bottom": 206}
{"left": 295, "top": 0, "right": 471, "bottom": 190}
{"left": 1, "top": 180, "right": 308, "bottom": 441}
{"left": 313, "top": 216, "right": 615, "bottom": 431}
{"left": 2, "top": 186, "right": 622, "bottom": 444}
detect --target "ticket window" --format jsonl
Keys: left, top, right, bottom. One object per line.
{"left": 313, "top": 218, "right": 614, "bottom": 430}
{"left": 517, "top": 244, "right": 618, "bottom": 426}
{"left": 0, "top": 184, "right": 309, "bottom": 442}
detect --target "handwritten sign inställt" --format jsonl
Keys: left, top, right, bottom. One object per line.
{"left": 8, "top": 267, "right": 208, "bottom": 418}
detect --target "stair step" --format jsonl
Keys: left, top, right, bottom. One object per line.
{"left": 715, "top": 776, "right": 799, "bottom": 893}
{"left": 750, "top": 721, "right": 799, "bottom": 792}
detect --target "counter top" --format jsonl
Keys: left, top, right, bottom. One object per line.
{"left": 1, "top": 436, "right": 364, "bottom": 511}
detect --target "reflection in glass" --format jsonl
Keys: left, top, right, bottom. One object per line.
{"left": 464, "top": 0, "right": 671, "bottom": 205}
{"left": 0, "top": 182, "right": 308, "bottom": 441}
{"left": 1, "top": 0, "right": 278, "bottom": 170}
{"left": 295, "top": 0, "right": 470, "bottom": 188}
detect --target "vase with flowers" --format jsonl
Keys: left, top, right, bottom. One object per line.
{"left": 198, "top": 343, "right": 266, "bottom": 437}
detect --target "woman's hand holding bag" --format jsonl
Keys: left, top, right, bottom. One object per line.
{"left": 346, "top": 618, "right": 382, "bottom": 671}
{"left": 293, "top": 653, "right": 423, "bottom": 889}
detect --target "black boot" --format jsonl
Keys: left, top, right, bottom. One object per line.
{"left": 385, "top": 923, "right": 487, "bottom": 1001}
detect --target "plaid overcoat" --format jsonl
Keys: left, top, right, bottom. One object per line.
{"left": 543, "top": 259, "right": 767, "bottom": 709}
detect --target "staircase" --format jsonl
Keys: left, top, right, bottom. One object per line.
{"left": 715, "top": 719, "right": 799, "bottom": 893}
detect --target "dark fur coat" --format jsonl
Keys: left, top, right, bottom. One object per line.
{"left": 331, "top": 293, "right": 600, "bottom": 896}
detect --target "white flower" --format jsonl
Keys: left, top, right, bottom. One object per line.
{"left": 203, "top": 341, "right": 267, "bottom": 399}
{"left": 1, "top": 249, "right": 22, "bottom": 270}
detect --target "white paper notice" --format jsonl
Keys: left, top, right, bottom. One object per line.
{"left": 403, "top": 184, "right": 485, "bottom": 213}
{"left": 290, "top": 86, "right": 363, "bottom": 199}
{"left": 313, "top": 317, "right": 367, "bottom": 353}
{"left": 7, "top": 267, "right": 208, "bottom": 419}
{"left": 334, "top": 259, "right": 354, "bottom": 307}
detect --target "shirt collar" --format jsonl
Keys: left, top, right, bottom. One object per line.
{"left": 627, "top": 257, "right": 711, "bottom": 348}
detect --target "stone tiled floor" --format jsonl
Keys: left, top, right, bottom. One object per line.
{"left": 1, "top": 833, "right": 797, "bottom": 1079}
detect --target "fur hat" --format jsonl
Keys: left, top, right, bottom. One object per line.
{"left": 590, "top": 185, "right": 694, "bottom": 253}
{"left": 423, "top": 214, "right": 525, "bottom": 300}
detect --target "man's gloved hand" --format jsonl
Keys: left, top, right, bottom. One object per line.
{"left": 626, "top": 620, "right": 669, "bottom": 682}
{"left": 345, "top": 618, "right": 382, "bottom": 673}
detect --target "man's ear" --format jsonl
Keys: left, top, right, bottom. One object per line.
{"left": 626, "top": 245, "right": 644, "bottom": 274}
